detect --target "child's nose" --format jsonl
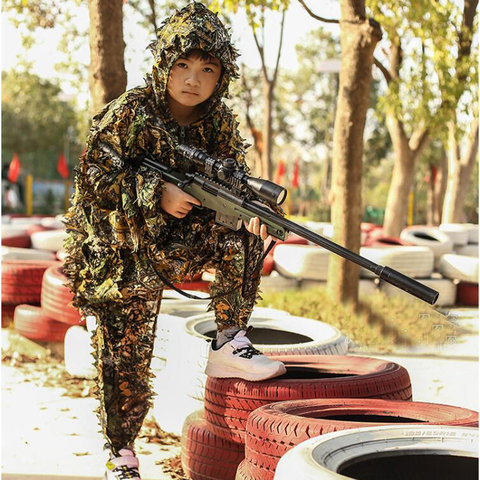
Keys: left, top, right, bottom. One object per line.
{"left": 185, "top": 74, "right": 200, "bottom": 87}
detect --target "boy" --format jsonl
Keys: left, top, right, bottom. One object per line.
{"left": 63, "top": 3, "right": 286, "bottom": 479}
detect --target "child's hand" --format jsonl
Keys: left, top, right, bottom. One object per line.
{"left": 244, "top": 217, "right": 271, "bottom": 241}
{"left": 161, "top": 182, "right": 202, "bottom": 218}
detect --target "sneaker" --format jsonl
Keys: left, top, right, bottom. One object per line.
{"left": 104, "top": 448, "right": 141, "bottom": 480}
{"left": 205, "top": 328, "right": 286, "bottom": 381}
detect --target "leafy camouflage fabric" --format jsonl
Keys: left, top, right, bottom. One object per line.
{"left": 63, "top": 2, "right": 271, "bottom": 453}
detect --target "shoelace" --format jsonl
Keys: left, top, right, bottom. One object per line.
{"left": 232, "top": 344, "right": 262, "bottom": 359}
{"left": 113, "top": 465, "right": 140, "bottom": 480}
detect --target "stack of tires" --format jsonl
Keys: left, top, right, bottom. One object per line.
{"left": 179, "top": 354, "right": 478, "bottom": 480}
{"left": 152, "top": 308, "right": 349, "bottom": 435}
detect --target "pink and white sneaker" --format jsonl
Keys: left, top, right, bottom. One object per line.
{"left": 104, "top": 448, "right": 141, "bottom": 480}
{"left": 205, "top": 329, "right": 286, "bottom": 381}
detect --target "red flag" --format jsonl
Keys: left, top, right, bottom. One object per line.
{"left": 275, "top": 159, "right": 286, "bottom": 184}
{"left": 7, "top": 153, "right": 21, "bottom": 183}
{"left": 57, "top": 153, "right": 70, "bottom": 179}
{"left": 292, "top": 159, "right": 300, "bottom": 188}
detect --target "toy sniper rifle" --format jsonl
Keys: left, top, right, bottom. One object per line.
{"left": 139, "top": 145, "right": 439, "bottom": 306}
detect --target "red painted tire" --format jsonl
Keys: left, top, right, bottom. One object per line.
{"left": 170, "top": 280, "right": 211, "bottom": 293}
{"left": 1, "top": 234, "right": 31, "bottom": 248}
{"left": 265, "top": 234, "right": 309, "bottom": 257}
{"left": 25, "top": 224, "right": 56, "bottom": 236}
{"left": 181, "top": 410, "right": 245, "bottom": 480}
{"left": 2, "top": 260, "right": 60, "bottom": 305}
{"left": 41, "top": 266, "right": 84, "bottom": 325}
{"left": 244, "top": 398, "right": 479, "bottom": 480}
{"left": 2, "top": 303, "right": 17, "bottom": 327}
{"left": 457, "top": 282, "right": 479, "bottom": 306}
{"left": 204, "top": 355, "right": 412, "bottom": 444}
{"left": 235, "top": 460, "right": 255, "bottom": 480}
{"left": 262, "top": 255, "right": 275, "bottom": 276}
{"left": 13, "top": 304, "right": 70, "bottom": 342}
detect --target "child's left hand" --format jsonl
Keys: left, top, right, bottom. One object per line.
{"left": 244, "top": 217, "right": 271, "bottom": 241}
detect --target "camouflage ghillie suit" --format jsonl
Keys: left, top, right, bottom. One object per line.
{"left": 63, "top": 3, "right": 273, "bottom": 453}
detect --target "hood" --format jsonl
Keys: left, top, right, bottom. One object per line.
{"left": 147, "top": 2, "right": 240, "bottom": 122}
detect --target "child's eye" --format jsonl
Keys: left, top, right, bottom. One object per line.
{"left": 204, "top": 67, "right": 214, "bottom": 73}
{"left": 176, "top": 62, "right": 188, "bottom": 69}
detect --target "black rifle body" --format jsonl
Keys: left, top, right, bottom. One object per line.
{"left": 140, "top": 149, "right": 439, "bottom": 306}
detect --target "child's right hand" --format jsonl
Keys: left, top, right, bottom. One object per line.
{"left": 160, "top": 182, "right": 202, "bottom": 218}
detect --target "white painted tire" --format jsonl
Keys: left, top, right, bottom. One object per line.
{"left": 10, "top": 217, "right": 43, "bottom": 226}
{"left": 359, "top": 246, "right": 434, "bottom": 279}
{"left": 259, "top": 271, "right": 299, "bottom": 292}
{"left": 466, "top": 224, "right": 479, "bottom": 244}
{"left": 303, "top": 221, "right": 332, "bottom": 236}
{"left": 439, "top": 223, "right": 470, "bottom": 246}
{"left": 380, "top": 277, "right": 456, "bottom": 307}
{"left": 2, "top": 225, "right": 29, "bottom": 238}
{"left": 1, "top": 246, "right": 56, "bottom": 261}
{"left": 438, "top": 254, "right": 479, "bottom": 284}
{"left": 454, "top": 244, "right": 479, "bottom": 257}
{"left": 273, "top": 245, "right": 330, "bottom": 280}
{"left": 301, "top": 279, "right": 378, "bottom": 296}
{"left": 30, "top": 229, "right": 68, "bottom": 252}
{"left": 41, "top": 216, "right": 65, "bottom": 229}
{"left": 152, "top": 369, "right": 204, "bottom": 435}
{"left": 64, "top": 325, "right": 96, "bottom": 379}
{"left": 273, "top": 425, "right": 479, "bottom": 480}
{"left": 400, "top": 226, "right": 454, "bottom": 258}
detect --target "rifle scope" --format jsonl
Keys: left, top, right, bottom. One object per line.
{"left": 178, "top": 145, "right": 287, "bottom": 206}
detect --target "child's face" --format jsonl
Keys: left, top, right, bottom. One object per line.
{"left": 167, "top": 55, "right": 222, "bottom": 109}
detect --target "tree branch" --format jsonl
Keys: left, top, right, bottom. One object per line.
{"left": 373, "top": 57, "right": 392, "bottom": 84}
{"left": 252, "top": 24, "right": 269, "bottom": 82}
{"left": 272, "top": 8, "right": 286, "bottom": 86}
{"left": 297, "top": 0, "right": 340, "bottom": 24}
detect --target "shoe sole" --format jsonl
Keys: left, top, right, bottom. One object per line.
{"left": 205, "top": 362, "right": 287, "bottom": 381}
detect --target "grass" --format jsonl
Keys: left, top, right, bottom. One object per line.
{"left": 258, "top": 284, "right": 465, "bottom": 353}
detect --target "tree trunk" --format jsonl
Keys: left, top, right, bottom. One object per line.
{"left": 327, "top": 0, "right": 382, "bottom": 307}
{"left": 433, "top": 151, "right": 448, "bottom": 224}
{"left": 442, "top": 117, "right": 479, "bottom": 223}
{"left": 88, "top": 0, "right": 127, "bottom": 115}
{"left": 262, "top": 80, "right": 274, "bottom": 180}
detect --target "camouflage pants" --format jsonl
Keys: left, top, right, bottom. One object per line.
{"left": 88, "top": 228, "right": 264, "bottom": 453}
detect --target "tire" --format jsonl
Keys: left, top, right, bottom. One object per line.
{"left": 380, "top": 277, "right": 456, "bottom": 307}
{"left": 2, "top": 246, "right": 56, "bottom": 261}
{"left": 235, "top": 460, "right": 255, "bottom": 480}
{"left": 30, "top": 229, "right": 68, "bottom": 252}
{"left": 364, "top": 236, "right": 414, "bottom": 247}
{"left": 274, "top": 425, "right": 479, "bottom": 480}
{"left": 266, "top": 233, "right": 309, "bottom": 256}
{"left": 301, "top": 279, "right": 378, "bottom": 297}
{"left": 1, "top": 234, "right": 31, "bottom": 248}
{"left": 204, "top": 355, "right": 412, "bottom": 444}
{"left": 439, "top": 223, "right": 470, "bottom": 246}
{"left": 455, "top": 244, "right": 479, "bottom": 257}
{"left": 2, "top": 303, "right": 17, "bottom": 328}
{"left": 259, "top": 272, "right": 299, "bottom": 292}
{"left": 400, "top": 226, "right": 454, "bottom": 258}
{"left": 13, "top": 304, "right": 70, "bottom": 342}
{"left": 244, "top": 398, "right": 478, "bottom": 480}
{"left": 181, "top": 410, "right": 245, "bottom": 480}
{"left": 359, "top": 246, "right": 434, "bottom": 279}
{"left": 2, "top": 260, "right": 60, "bottom": 305}
{"left": 64, "top": 325, "right": 96, "bottom": 379}
{"left": 273, "top": 245, "right": 330, "bottom": 280}
{"left": 457, "top": 282, "right": 479, "bottom": 306}
{"left": 438, "top": 254, "right": 479, "bottom": 283}
{"left": 152, "top": 370, "right": 205, "bottom": 435}
{"left": 41, "top": 266, "right": 84, "bottom": 325}
{"left": 262, "top": 255, "right": 274, "bottom": 276}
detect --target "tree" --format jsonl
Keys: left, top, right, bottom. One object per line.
{"left": 88, "top": 0, "right": 128, "bottom": 114}
{"left": 299, "top": 0, "right": 382, "bottom": 307}
{"left": 367, "top": 0, "right": 478, "bottom": 235}
{"left": 1, "top": 70, "right": 81, "bottom": 178}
